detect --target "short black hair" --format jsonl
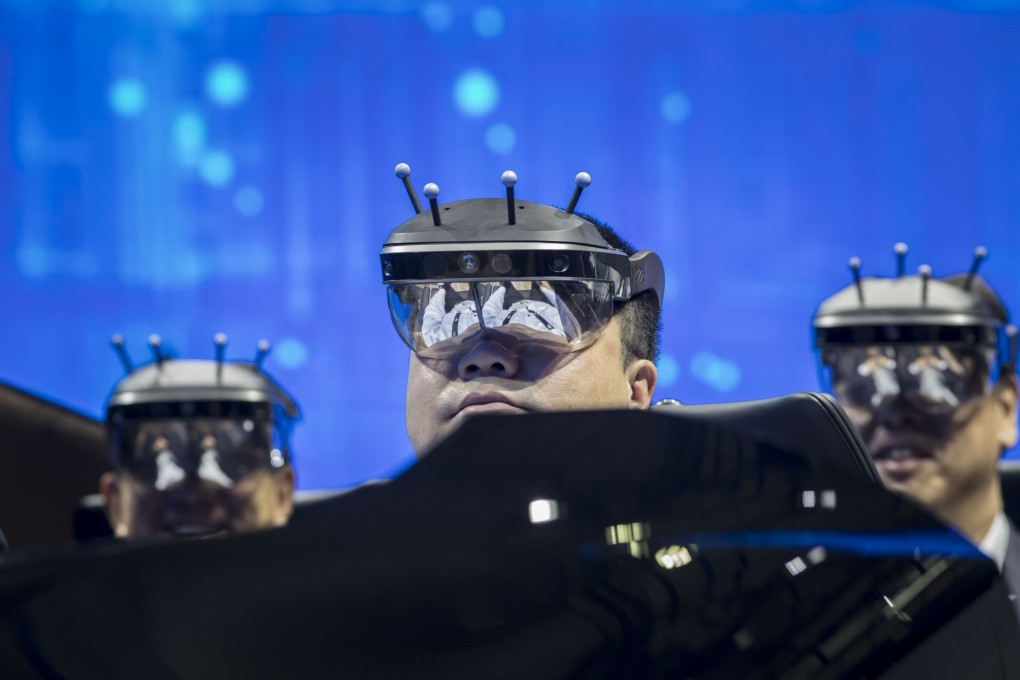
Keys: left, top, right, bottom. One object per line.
{"left": 573, "top": 211, "right": 662, "bottom": 366}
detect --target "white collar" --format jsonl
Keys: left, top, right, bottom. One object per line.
{"left": 978, "top": 511, "right": 1010, "bottom": 572}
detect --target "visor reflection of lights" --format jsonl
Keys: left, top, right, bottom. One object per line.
{"left": 830, "top": 345, "right": 990, "bottom": 413}
{"left": 154, "top": 450, "right": 234, "bottom": 490}
{"left": 421, "top": 285, "right": 568, "bottom": 348}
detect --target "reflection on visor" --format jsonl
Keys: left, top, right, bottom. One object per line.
{"left": 824, "top": 345, "right": 994, "bottom": 414}
{"left": 114, "top": 418, "right": 276, "bottom": 489}
{"left": 389, "top": 280, "right": 613, "bottom": 358}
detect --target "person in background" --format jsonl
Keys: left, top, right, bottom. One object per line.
{"left": 812, "top": 244, "right": 1019, "bottom": 617}
{"left": 100, "top": 334, "right": 300, "bottom": 540}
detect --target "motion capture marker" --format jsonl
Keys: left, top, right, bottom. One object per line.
{"left": 965, "top": 246, "right": 988, "bottom": 290}
{"left": 918, "top": 264, "right": 932, "bottom": 304}
{"left": 566, "top": 172, "right": 591, "bottom": 215}
{"left": 894, "top": 242, "right": 908, "bottom": 278}
{"left": 147, "top": 334, "right": 165, "bottom": 368}
{"left": 424, "top": 183, "right": 442, "bottom": 226}
{"left": 848, "top": 257, "right": 864, "bottom": 304}
{"left": 502, "top": 170, "right": 518, "bottom": 225}
{"left": 216, "top": 332, "right": 230, "bottom": 364}
{"left": 110, "top": 334, "right": 133, "bottom": 373}
{"left": 394, "top": 163, "right": 422, "bottom": 214}
{"left": 254, "top": 340, "right": 271, "bottom": 370}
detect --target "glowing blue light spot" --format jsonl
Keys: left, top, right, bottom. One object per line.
{"left": 275, "top": 338, "right": 309, "bottom": 369}
{"left": 485, "top": 123, "right": 516, "bottom": 154}
{"left": 690, "top": 352, "right": 741, "bottom": 392}
{"left": 234, "top": 186, "right": 265, "bottom": 216}
{"left": 656, "top": 354, "right": 681, "bottom": 387}
{"left": 473, "top": 6, "right": 505, "bottom": 38}
{"left": 108, "top": 78, "right": 146, "bottom": 117}
{"left": 454, "top": 68, "right": 500, "bottom": 118}
{"left": 172, "top": 0, "right": 201, "bottom": 24}
{"left": 421, "top": 2, "right": 453, "bottom": 32}
{"left": 205, "top": 62, "right": 248, "bottom": 107}
{"left": 661, "top": 91, "right": 693, "bottom": 124}
{"left": 173, "top": 112, "right": 206, "bottom": 151}
{"left": 16, "top": 247, "right": 49, "bottom": 278}
{"left": 199, "top": 152, "right": 234, "bottom": 187}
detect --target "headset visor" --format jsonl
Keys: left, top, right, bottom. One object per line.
{"left": 387, "top": 280, "right": 615, "bottom": 359}
{"left": 111, "top": 417, "right": 283, "bottom": 489}
{"left": 821, "top": 344, "right": 995, "bottom": 415}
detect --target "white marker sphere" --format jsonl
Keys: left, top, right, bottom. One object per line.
{"left": 894, "top": 242, "right": 908, "bottom": 255}
{"left": 394, "top": 163, "right": 411, "bottom": 179}
{"left": 975, "top": 246, "right": 988, "bottom": 258}
{"left": 424, "top": 183, "right": 440, "bottom": 199}
{"left": 501, "top": 170, "right": 518, "bottom": 187}
{"left": 258, "top": 339, "right": 271, "bottom": 352}
{"left": 848, "top": 257, "right": 862, "bottom": 269}
{"left": 918, "top": 264, "right": 932, "bottom": 276}
{"left": 214, "top": 332, "right": 228, "bottom": 345}
{"left": 147, "top": 334, "right": 162, "bottom": 346}
{"left": 574, "top": 172, "right": 591, "bottom": 188}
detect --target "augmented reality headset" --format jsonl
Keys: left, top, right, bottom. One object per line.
{"left": 106, "top": 335, "right": 301, "bottom": 485}
{"left": 813, "top": 246, "right": 1017, "bottom": 417}
{"left": 380, "top": 166, "right": 665, "bottom": 359}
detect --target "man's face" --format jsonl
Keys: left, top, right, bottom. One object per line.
{"left": 405, "top": 317, "right": 657, "bottom": 455}
{"left": 101, "top": 466, "right": 294, "bottom": 541}
{"left": 841, "top": 377, "right": 1018, "bottom": 515}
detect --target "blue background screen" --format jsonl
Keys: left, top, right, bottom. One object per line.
{"left": 2, "top": 1, "right": 1019, "bottom": 487}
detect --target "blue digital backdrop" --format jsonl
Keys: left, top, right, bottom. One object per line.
{"left": 2, "top": 1, "right": 1020, "bottom": 488}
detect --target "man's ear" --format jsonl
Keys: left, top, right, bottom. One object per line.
{"left": 627, "top": 359, "right": 658, "bottom": 410}
{"left": 994, "top": 373, "right": 1019, "bottom": 450}
{"left": 99, "top": 471, "right": 125, "bottom": 537}
{"left": 273, "top": 465, "right": 296, "bottom": 526}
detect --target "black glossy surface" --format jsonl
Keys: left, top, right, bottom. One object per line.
{"left": 0, "top": 400, "right": 1016, "bottom": 679}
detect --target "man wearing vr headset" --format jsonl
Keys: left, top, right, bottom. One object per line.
{"left": 382, "top": 166, "right": 664, "bottom": 456}
{"left": 100, "top": 335, "right": 300, "bottom": 540}
{"left": 813, "top": 246, "right": 1019, "bottom": 576}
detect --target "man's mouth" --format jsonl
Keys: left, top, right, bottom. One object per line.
{"left": 455, "top": 392, "right": 525, "bottom": 417}
{"left": 870, "top": 444, "right": 935, "bottom": 477}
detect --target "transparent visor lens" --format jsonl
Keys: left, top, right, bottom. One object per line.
{"left": 112, "top": 418, "right": 277, "bottom": 489}
{"left": 387, "top": 280, "right": 615, "bottom": 359}
{"left": 821, "top": 345, "right": 995, "bottom": 414}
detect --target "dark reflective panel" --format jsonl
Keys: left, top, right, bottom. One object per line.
{"left": 0, "top": 399, "right": 1017, "bottom": 678}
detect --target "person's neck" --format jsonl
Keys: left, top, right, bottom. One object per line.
{"left": 935, "top": 481, "right": 1003, "bottom": 546}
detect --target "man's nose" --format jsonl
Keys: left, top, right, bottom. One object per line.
{"left": 167, "top": 473, "right": 225, "bottom": 500}
{"left": 877, "top": 398, "right": 934, "bottom": 430}
{"left": 457, "top": 340, "right": 521, "bottom": 379}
